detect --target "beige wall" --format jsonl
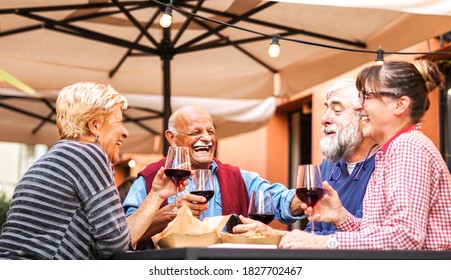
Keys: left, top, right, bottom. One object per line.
{"left": 216, "top": 112, "right": 290, "bottom": 186}
{"left": 217, "top": 126, "right": 268, "bottom": 178}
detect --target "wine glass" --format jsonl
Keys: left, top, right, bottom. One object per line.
{"left": 164, "top": 146, "right": 191, "bottom": 213}
{"left": 190, "top": 169, "right": 215, "bottom": 220}
{"left": 295, "top": 164, "right": 324, "bottom": 234}
{"left": 248, "top": 190, "right": 275, "bottom": 224}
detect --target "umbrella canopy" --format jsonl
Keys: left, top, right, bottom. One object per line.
{"left": 0, "top": 88, "right": 276, "bottom": 153}
{"left": 0, "top": 0, "right": 450, "bottom": 153}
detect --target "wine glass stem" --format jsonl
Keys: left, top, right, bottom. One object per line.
{"left": 310, "top": 214, "right": 314, "bottom": 234}
{"left": 174, "top": 186, "right": 179, "bottom": 210}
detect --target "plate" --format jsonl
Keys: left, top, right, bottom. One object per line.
{"left": 157, "top": 232, "right": 219, "bottom": 248}
{"left": 220, "top": 232, "right": 282, "bottom": 245}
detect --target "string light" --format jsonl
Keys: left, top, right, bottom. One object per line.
{"left": 128, "top": 159, "right": 136, "bottom": 168}
{"left": 159, "top": 2, "right": 174, "bottom": 28}
{"left": 375, "top": 47, "right": 385, "bottom": 65}
{"left": 151, "top": 0, "right": 451, "bottom": 59}
{"left": 268, "top": 34, "right": 281, "bottom": 58}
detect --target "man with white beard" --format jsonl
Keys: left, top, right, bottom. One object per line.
{"left": 305, "top": 79, "right": 378, "bottom": 234}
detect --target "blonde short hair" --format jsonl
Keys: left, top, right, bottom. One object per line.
{"left": 56, "top": 81, "right": 127, "bottom": 140}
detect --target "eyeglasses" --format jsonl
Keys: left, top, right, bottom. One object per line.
{"left": 358, "top": 89, "right": 399, "bottom": 105}
{"left": 328, "top": 144, "right": 378, "bottom": 182}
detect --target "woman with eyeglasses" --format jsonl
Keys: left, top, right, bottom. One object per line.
{"left": 279, "top": 60, "right": 451, "bottom": 250}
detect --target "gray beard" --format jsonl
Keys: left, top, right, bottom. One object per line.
{"left": 320, "top": 114, "right": 362, "bottom": 162}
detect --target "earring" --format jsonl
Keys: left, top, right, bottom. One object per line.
{"left": 95, "top": 136, "right": 100, "bottom": 143}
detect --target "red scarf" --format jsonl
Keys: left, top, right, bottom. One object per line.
{"left": 138, "top": 158, "right": 249, "bottom": 216}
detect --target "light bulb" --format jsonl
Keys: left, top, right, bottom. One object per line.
{"left": 268, "top": 34, "right": 280, "bottom": 58}
{"left": 128, "top": 159, "right": 136, "bottom": 168}
{"left": 268, "top": 43, "right": 280, "bottom": 58}
{"left": 159, "top": 4, "right": 173, "bottom": 28}
{"left": 375, "top": 48, "right": 384, "bottom": 65}
{"left": 160, "top": 13, "right": 172, "bottom": 28}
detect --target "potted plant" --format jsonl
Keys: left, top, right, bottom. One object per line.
{"left": 0, "top": 190, "right": 10, "bottom": 229}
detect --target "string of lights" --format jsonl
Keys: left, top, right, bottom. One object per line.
{"left": 152, "top": 0, "right": 451, "bottom": 61}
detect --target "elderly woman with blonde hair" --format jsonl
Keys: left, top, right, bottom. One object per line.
{"left": 0, "top": 81, "right": 179, "bottom": 259}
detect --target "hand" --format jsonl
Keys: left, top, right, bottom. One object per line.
{"left": 302, "top": 182, "right": 346, "bottom": 225}
{"left": 151, "top": 167, "right": 188, "bottom": 200}
{"left": 232, "top": 215, "right": 281, "bottom": 237}
{"left": 157, "top": 204, "right": 178, "bottom": 222}
{"left": 135, "top": 204, "right": 177, "bottom": 248}
{"left": 279, "top": 229, "right": 328, "bottom": 249}
{"left": 289, "top": 195, "right": 304, "bottom": 216}
{"left": 179, "top": 193, "right": 209, "bottom": 218}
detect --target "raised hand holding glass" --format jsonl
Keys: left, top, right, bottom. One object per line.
{"left": 295, "top": 164, "right": 324, "bottom": 234}
{"left": 164, "top": 146, "right": 191, "bottom": 213}
{"left": 190, "top": 169, "right": 215, "bottom": 220}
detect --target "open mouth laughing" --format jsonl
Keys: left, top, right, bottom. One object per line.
{"left": 362, "top": 116, "right": 370, "bottom": 124}
{"left": 193, "top": 142, "right": 212, "bottom": 153}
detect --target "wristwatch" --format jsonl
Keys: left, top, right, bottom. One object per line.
{"left": 327, "top": 234, "right": 339, "bottom": 249}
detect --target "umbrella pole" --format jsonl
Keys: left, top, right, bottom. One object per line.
{"left": 162, "top": 27, "right": 173, "bottom": 155}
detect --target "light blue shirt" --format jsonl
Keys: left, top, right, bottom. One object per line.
{"left": 123, "top": 161, "right": 300, "bottom": 224}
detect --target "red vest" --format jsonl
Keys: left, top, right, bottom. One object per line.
{"left": 137, "top": 158, "right": 249, "bottom": 216}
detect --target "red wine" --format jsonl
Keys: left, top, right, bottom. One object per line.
{"left": 190, "top": 190, "right": 214, "bottom": 203}
{"left": 296, "top": 188, "right": 325, "bottom": 207}
{"left": 248, "top": 213, "right": 275, "bottom": 224}
{"left": 164, "top": 169, "right": 190, "bottom": 187}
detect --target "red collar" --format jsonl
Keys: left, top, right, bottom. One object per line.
{"left": 380, "top": 124, "right": 417, "bottom": 152}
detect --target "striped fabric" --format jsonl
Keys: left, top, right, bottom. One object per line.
{"left": 0, "top": 140, "right": 130, "bottom": 259}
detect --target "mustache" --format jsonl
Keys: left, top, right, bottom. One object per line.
{"left": 322, "top": 124, "right": 338, "bottom": 134}
{"left": 193, "top": 141, "right": 213, "bottom": 147}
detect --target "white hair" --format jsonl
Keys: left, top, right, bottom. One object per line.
{"left": 325, "top": 78, "right": 357, "bottom": 100}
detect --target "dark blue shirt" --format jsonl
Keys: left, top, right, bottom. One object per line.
{"left": 305, "top": 153, "right": 376, "bottom": 235}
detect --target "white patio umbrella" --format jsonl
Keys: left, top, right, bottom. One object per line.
{"left": 0, "top": 0, "right": 450, "bottom": 153}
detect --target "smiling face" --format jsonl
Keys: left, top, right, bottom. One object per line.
{"left": 97, "top": 106, "right": 129, "bottom": 164}
{"left": 354, "top": 61, "right": 443, "bottom": 146}
{"left": 320, "top": 84, "right": 362, "bottom": 162}
{"left": 354, "top": 84, "right": 400, "bottom": 145}
{"left": 166, "top": 106, "right": 216, "bottom": 169}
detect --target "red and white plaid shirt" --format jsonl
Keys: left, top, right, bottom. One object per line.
{"left": 336, "top": 124, "right": 451, "bottom": 250}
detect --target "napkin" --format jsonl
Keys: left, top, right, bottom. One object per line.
{"left": 151, "top": 204, "right": 231, "bottom": 248}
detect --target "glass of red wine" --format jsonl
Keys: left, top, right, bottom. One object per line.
{"left": 190, "top": 169, "right": 215, "bottom": 220}
{"left": 164, "top": 146, "right": 191, "bottom": 214}
{"left": 248, "top": 190, "right": 275, "bottom": 224}
{"left": 295, "top": 164, "right": 324, "bottom": 234}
